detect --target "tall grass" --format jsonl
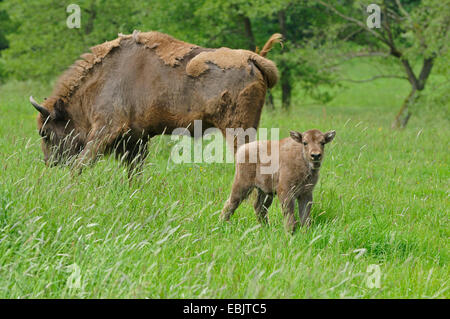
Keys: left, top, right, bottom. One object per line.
{"left": 0, "top": 68, "right": 448, "bottom": 298}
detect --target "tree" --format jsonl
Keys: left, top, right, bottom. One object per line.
{"left": 317, "top": 0, "right": 449, "bottom": 128}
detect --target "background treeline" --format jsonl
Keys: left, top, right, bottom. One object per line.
{"left": 0, "top": 0, "right": 448, "bottom": 126}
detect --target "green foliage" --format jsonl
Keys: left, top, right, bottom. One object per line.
{"left": 0, "top": 0, "right": 164, "bottom": 80}
{"left": 0, "top": 59, "right": 5, "bottom": 80}
{"left": 0, "top": 0, "right": 14, "bottom": 81}
{"left": 0, "top": 0, "right": 14, "bottom": 46}
{"left": 0, "top": 0, "right": 447, "bottom": 109}
{"left": 0, "top": 8, "right": 12, "bottom": 51}
{"left": 329, "top": 0, "right": 448, "bottom": 69}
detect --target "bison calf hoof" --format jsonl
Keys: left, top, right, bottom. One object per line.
{"left": 284, "top": 223, "right": 297, "bottom": 235}
{"left": 220, "top": 211, "right": 231, "bottom": 222}
{"left": 257, "top": 216, "right": 269, "bottom": 225}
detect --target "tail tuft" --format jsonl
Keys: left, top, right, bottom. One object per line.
{"left": 258, "top": 33, "right": 283, "bottom": 57}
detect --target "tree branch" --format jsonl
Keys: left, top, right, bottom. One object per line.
{"left": 400, "top": 59, "right": 420, "bottom": 89}
{"left": 339, "top": 75, "right": 408, "bottom": 83}
{"left": 317, "top": 0, "right": 390, "bottom": 46}
{"left": 341, "top": 51, "right": 390, "bottom": 59}
{"left": 381, "top": 1, "right": 403, "bottom": 57}
{"left": 417, "top": 57, "right": 435, "bottom": 90}
{"left": 394, "top": 0, "right": 410, "bottom": 19}
{"left": 321, "top": 51, "right": 390, "bottom": 70}
{"left": 394, "top": 0, "right": 427, "bottom": 52}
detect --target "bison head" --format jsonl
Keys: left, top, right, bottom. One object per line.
{"left": 30, "top": 96, "right": 83, "bottom": 166}
{"left": 290, "top": 129, "right": 336, "bottom": 170}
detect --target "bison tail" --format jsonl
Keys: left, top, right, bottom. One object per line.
{"left": 250, "top": 55, "right": 279, "bottom": 89}
{"left": 258, "top": 33, "right": 283, "bottom": 58}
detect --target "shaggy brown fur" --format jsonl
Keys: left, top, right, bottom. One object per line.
{"left": 42, "top": 31, "right": 198, "bottom": 111}
{"left": 220, "top": 129, "right": 336, "bottom": 233}
{"left": 186, "top": 48, "right": 278, "bottom": 88}
{"left": 31, "top": 31, "right": 280, "bottom": 177}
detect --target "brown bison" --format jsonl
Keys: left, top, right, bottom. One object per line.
{"left": 30, "top": 31, "right": 281, "bottom": 176}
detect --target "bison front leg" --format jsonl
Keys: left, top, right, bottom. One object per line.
{"left": 72, "top": 124, "right": 120, "bottom": 174}
{"left": 297, "top": 193, "right": 313, "bottom": 227}
{"left": 278, "top": 189, "right": 298, "bottom": 234}
{"left": 72, "top": 141, "right": 101, "bottom": 174}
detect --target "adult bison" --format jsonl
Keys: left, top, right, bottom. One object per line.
{"left": 30, "top": 31, "right": 280, "bottom": 176}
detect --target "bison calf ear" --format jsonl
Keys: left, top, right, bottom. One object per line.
{"left": 324, "top": 130, "right": 336, "bottom": 143}
{"left": 290, "top": 131, "right": 303, "bottom": 143}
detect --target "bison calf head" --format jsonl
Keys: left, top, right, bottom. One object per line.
{"left": 290, "top": 129, "right": 336, "bottom": 170}
{"left": 30, "top": 96, "right": 83, "bottom": 166}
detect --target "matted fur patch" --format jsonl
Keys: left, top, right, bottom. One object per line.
{"left": 186, "top": 48, "right": 253, "bottom": 77}
{"left": 186, "top": 48, "right": 278, "bottom": 88}
{"left": 134, "top": 31, "right": 198, "bottom": 67}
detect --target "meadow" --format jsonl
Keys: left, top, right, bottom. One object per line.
{"left": 0, "top": 62, "right": 448, "bottom": 298}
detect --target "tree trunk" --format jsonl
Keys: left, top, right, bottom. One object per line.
{"left": 392, "top": 88, "right": 418, "bottom": 128}
{"left": 265, "top": 90, "right": 275, "bottom": 110}
{"left": 278, "top": 10, "right": 287, "bottom": 39}
{"left": 278, "top": 10, "right": 291, "bottom": 110}
{"left": 392, "top": 57, "right": 433, "bottom": 128}
{"left": 280, "top": 72, "right": 292, "bottom": 110}
{"left": 241, "top": 16, "right": 255, "bottom": 51}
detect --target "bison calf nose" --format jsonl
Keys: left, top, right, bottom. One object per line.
{"left": 311, "top": 153, "right": 321, "bottom": 161}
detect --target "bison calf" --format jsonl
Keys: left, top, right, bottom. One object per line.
{"left": 220, "top": 129, "right": 336, "bottom": 233}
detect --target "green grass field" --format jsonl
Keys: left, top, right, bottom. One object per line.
{"left": 0, "top": 65, "right": 448, "bottom": 298}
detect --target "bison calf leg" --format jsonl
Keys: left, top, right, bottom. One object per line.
{"left": 283, "top": 203, "right": 296, "bottom": 234}
{"left": 253, "top": 189, "right": 273, "bottom": 224}
{"left": 298, "top": 193, "right": 313, "bottom": 227}
{"left": 279, "top": 191, "right": 297, "bottom": 234}
{"left": 220, "top": 183, "right": 253, "bottom": 222}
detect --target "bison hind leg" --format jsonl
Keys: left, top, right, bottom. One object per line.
{"left": 254, "top": 189, "right": 273, "bottom": 225}
{"left": 220, "top": 182, "right": 254, "bottom": 222}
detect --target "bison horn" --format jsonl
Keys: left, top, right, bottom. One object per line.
{"left": 30, "top": 96, "right": 50, "bottom": 118}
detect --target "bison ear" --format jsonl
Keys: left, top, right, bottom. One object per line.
{"left": 324, "top": 130, "right": 336, "bottom": 143}
{"left": 290, "top": 131, "right": 303, "bottom": 143}
{"left": 52, "top": 99, "right": 67, "bottom": 121}
{"left": 30, "top": 96, "right": 50, "bottom": 118}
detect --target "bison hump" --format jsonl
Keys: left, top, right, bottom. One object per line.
{"left": 186, "top": 48, "right": 278, "bottom": 88}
